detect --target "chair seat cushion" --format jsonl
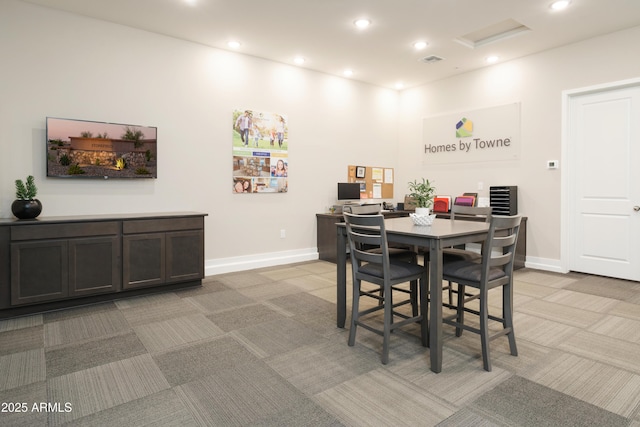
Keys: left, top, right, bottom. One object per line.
{"left": 442, "top": 248, "right": 481, "bottom": 262}
{"left": 359, "top": 260, "right": 424, "bottom": 280}
{"left": 442, "top": 260, "right": 506, "bottom": 282}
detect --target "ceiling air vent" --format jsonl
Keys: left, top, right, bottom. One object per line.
{"left": 420, "top": 55, "right": 444, "bottom": 64}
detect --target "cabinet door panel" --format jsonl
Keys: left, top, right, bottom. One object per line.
{"left": 69, "top": 236, "right": 121, "bottom": 296}
{"left": 11, "top": 240, "right": 68, "bottom": 305}
{"left": 123, "top": 233, "right": 165, "bottom": 289}
{"left": 166, "top": 230, "right": 204, "bottom": 283}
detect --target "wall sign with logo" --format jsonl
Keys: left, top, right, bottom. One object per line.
{"left": 422, "top": 103, "right": 520, "bottom": 165}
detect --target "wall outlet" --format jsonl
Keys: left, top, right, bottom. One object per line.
{"left": 547, "top": 160, "right": 559, "bottom": 169}
{"left": 280, "top": 229, "right": 286, "bottom": 239}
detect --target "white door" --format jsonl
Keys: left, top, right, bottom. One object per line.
{"left": 568, "top": 83, "right": 640, "bottom": 281}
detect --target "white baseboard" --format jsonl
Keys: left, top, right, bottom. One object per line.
{"left": 205, "top": 250, "right": 566, "bottom": 276}
{"left": 524, "top": 256, "right": 567, "bottom": 274}
{"left": 205, "top": 248, "right": 319, "bottom": 276}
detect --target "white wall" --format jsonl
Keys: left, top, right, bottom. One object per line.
{"left": 0, "top": 0, "right": 399, "bottom": 273}
{"left": 397, "top": 25, "right": 640, "bottom": 271}
{"left": 3, "top": 0, "right": 639, "bottom": 274}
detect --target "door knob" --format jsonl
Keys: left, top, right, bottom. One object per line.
{"left": 635, "top": 206, "right": 640, "bottom": 212}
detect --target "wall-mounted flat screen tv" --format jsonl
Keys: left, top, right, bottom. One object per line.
{"left": 337, "top": 182, "right": 361, "bottom": 201}
{"left": 46, "top": 117, "right": 157, "bottom": 179}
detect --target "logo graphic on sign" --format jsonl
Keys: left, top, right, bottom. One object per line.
{"left": 455, "top": 117, "right": 473, "bottom": 138}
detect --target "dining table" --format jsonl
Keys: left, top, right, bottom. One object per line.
{"left": 336, "top": 216, "right": 490, "bottom": 373}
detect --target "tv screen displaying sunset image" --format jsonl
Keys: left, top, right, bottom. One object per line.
{"left": 46, "top": 117, "right": 157, "bottom": 179}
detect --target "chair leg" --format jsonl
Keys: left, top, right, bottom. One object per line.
{"left": 348, "top": 279, "right": 360, "bottom": 347}
{"left": 479, "top": 286, "right": 491, "bottom": 371}
{"left": 448, "top": 281, "right": 454, "bottom": 307}
{"left": 455, "top": 284, "right": 465, "bottom": 337}
{"left": 410, "top": 280, "right": 418, "bottom": 317}
{"left": 381, "top": 282, "right": 392, "bottom": 365}
{"left": 504, "top": 281, "right": 518, "bottom": 356}
{"left": 419, "top": 271, "right": 429, "bottom": 347}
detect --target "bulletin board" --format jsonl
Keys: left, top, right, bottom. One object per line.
{"left": 347, "top": 165, "right": 394, "bottom": 199}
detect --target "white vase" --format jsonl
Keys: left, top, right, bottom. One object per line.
{"left": 415, "top": 207, "right": 430, "bottom": 216}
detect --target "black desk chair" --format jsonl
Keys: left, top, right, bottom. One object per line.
{"left": 344, "top": 213, "right": 428, "bottom": 364}
{"left": 442, "top": 215, "right": 522, "bottom": 371}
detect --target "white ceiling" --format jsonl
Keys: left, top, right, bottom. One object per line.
{"left": 19, "top": 0, "right": 640, "bottom": 89}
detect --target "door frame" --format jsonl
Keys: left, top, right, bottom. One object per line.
{"left": 560, "top": 77, "right": 640, "bottom": 274}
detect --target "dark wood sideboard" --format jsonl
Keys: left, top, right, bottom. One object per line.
{"left": 0, "top": 212, "right": 207, "bottom": 319}
{"left": 316, "top": 211, "right": 527, "bottom": 269}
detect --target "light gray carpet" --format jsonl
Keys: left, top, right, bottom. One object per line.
{"left": 0, "top": 262, "right": 639, "bottom": 426}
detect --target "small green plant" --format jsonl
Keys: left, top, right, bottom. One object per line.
{"left": 59, "top": 154, "right": 71, "bottom": 166}
{"left": 145, "top": 149, "right": 153, "bottom": 162}
{"left": 49, "top": 138, "right": 64, "bottom": 146}
{"left": 80, "top": 131, "right": 93, "bottom": 138}
{"left": 67, "top": 164, "right": 86, "bottom": 175}
{"left": 135, "top": 167, "right": 151, "bottom": 175}
{"left": 15, "top": 175, "right": 37, "bottom": 200}
{"left": 96, "top": 132, "right": 108, "bottom": 139}
{"left": 115, "top": 157, "right": 126, "bottom": 170}
{"left": 407, "top": 178, "right": 436, "bottom": 208}
{"left": 95, "top": 158, "right": 101, "bottom": 166}
{"left": 121, "top": 126, "right": 145, "bottom": 148}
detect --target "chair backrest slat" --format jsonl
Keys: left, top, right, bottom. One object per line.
{"left": 343, "top": 204, "right": 382, "bottom": 215}
{"left": 348, "top": 231, "right": 381, "bottom": 247}
{"left": 450, "top": 205, "right": 492, "bottom": 222}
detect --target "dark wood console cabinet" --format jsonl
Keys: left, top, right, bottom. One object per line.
{"left": 0, "top": 212, "right": 206, "bottom": 319}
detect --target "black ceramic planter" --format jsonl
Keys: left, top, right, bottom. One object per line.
{"left": 11, "top": 199, "right": 42, "bottom": 220}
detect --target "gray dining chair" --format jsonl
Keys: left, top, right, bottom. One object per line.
{"left": 343, "top": 204, "right": 420, "bottom": 313}
{"left": 344, "top": 203, "right": 418, "bottom": 262}
{"left": 442, "top": 205, "right": 493, "bottom": 307}
{"left": 441, "top": 215, "right": 522, "bottom": 371}
{"left": 343, "top": 213, "right": 428, "bottom": 364}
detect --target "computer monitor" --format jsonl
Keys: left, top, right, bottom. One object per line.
{"left": 337, "top": 182, "right": 360, "bottom": 201}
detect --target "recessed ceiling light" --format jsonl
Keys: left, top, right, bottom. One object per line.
{"left": 343, "top": 69, "right": 354, "bottom": 77}
{"left": 485, "top": 55, "right": 500, "bottom": 64}
{"left": 395, "top": 82, "right": 404, "bottom": 90}
{"left": 354, "top": 19, "right": 371, "bottom": 29}
{"left": 413, "top": 41, "right": 428, "bottom": 50}
{"left": 184, "top": 0, "right": 197, "bottom": 6}
{"left": 294, "top": 56, "right": 305, "bottom": 65}
{"left": 227, "top": 41, "right": 241, "bottom": 49}
{"left": 550, "top": 0, "right": 570, "bottom": 10}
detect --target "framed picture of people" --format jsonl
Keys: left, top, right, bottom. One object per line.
{"left": 232, "top": 109, "right": 289, "bottom": 193}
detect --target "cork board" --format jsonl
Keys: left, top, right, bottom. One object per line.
{"left": 347, "top": 165, "right": 394, "bottom": 199}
